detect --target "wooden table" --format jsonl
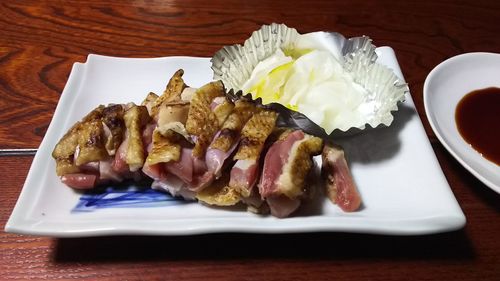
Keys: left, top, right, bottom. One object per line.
{"left": 1, "top": 1, "right": 499, "bottom": 280}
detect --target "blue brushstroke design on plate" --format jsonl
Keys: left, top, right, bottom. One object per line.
{"left": 72, "top": 180, "right": 188, "bottom": 212}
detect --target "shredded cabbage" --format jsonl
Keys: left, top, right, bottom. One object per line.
{"left": 242, "top": 46, "right": 368, "bottom": 133}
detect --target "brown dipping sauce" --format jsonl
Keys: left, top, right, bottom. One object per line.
{"left": 455, "top": 87, "right": 500, "bottom": 165}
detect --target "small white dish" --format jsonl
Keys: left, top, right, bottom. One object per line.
{"left": 5, "top": 49, "right": 465, "bottom": 237}
{"left": 424, "top": 52, "right": 500, "bottom": 194}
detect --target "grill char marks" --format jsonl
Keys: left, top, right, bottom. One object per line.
{"left": 185, "top": 81, "right": 226, "bottom": 158}
{"left": 210, "top": 100, "right": 256, "bottom": 152}
{"left": 123, "top": 105, "right": 151, "bottom": 172}
{"left": 102, "top": 104, "right": 125, "bottom": 156}
{"left": 206, "top": 100, "right": 257, "bottom": 179}
{"left": 150, "top": 69, "right": 187, "bottom": 119}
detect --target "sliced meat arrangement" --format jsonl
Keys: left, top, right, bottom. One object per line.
{"left": 52, "top": 69, "right": 362, "bottom": 217}
{"left": 206, "top": 100, "right": 256, "bottom": 179}
{"left": 229, "top": 110, "right": 278, "bottom": 197}
{"left": 52, "top": 103, "right": 151, "bottom": 189}
{"left": 141, "top": 75, "right": 232, "bottom": 197}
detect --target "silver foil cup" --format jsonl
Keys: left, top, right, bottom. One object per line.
{"left": 211, "top": 23, "right": 409, "bottom": 137}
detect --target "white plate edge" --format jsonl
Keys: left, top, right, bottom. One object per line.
{"left": 5, "top": 61, "right": 89, "bottom": 233}
{"left": 6, "top": 213, "right": 466, "bottom": 237}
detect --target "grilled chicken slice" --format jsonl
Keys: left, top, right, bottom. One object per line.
{"left": 206, "top": 100, "right": 257, "bottom": 178}
{"left": 102, "top": 104, "right": 125, "bottom": 156}
{"left": 150, "top": 69, "right": 187, "bottom": 119}
{"left": 142, "top": 76, "right": 232, "bottom": 193}
{"left": 172, "top": 81, "right": 232, "bottom": 192}
{"left": 148, "top": 101, "right": 191, "bottom": 165}
{"left": 210, "top": 100, "right": 256, "bottom": 152}
{"left": 229, "top": 109, "right": 278, "bottom": 197}
{"left": 322, "top": 143, "right": 362, "bottom": 212}
{"left": 151, "top": 81, "right": 230, "bottom": 192}
{"left": 142, "top": 77, "right": 192, "bottom": 183}
{"left": 259, "top": 130, "right": 323, "bottom": 218}
{"left": 53, "top": 105, "right": 109, "bottom": 176}
{"left": 123, "top": 105, "right": 151, "bottom": 171}
{"left": 53, "top": 104, "right": 134, "bottom": 189}
{"left": 74, "top": 119, "right": 108, "bottom": 166}
{"left": 52, "top": 105, "right": 103, "bottom": 173}
{"left": 185, "top": 80, "right": 226, "bottom": 158}
{"left": 146, "top": 129, "right": 184, "bottom": 165}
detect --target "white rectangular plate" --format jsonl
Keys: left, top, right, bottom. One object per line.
{"left": 5, "top": 48, "right": 466, "bottom": 237}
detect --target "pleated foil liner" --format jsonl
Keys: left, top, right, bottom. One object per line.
{"left": 211, "top": 23, "right": 409, "bottom": 137}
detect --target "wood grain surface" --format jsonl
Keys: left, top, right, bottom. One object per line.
{"left": 1, "top": 0, "right": 499, "bottom": 280}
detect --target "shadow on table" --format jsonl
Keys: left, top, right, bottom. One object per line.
{"left": 52, "top": 230, "right": 474, "bottom": 263}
